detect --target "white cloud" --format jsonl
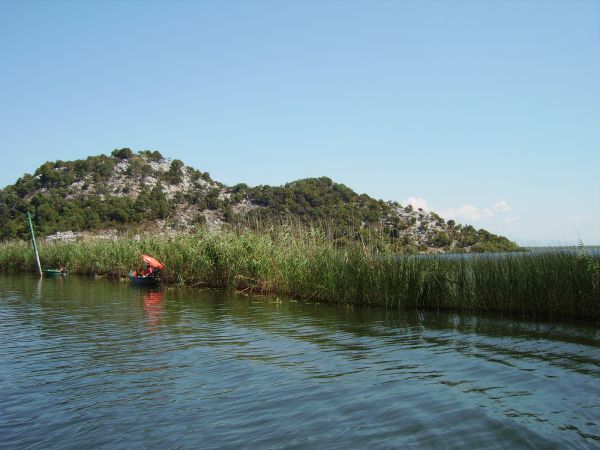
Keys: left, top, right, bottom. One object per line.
{"left": 456, "top": 204, "right": 485, "bottom": 221}
{"left": 493, "top": 201, "right": 511, "bottom": 212}
{"left": 569, "top": 214, "right": 589, "bottom": 223}
{"left": 439, "top": 200, "right": 513, "bottom": 222}
{"left": 404, "top": 197, "right": 514, "bottom": 224}
{"left": 404, "top": 197, "right": 429, "bottom": 210}
{"left": 481, "top": 201, "right": 511, "bottom": 217}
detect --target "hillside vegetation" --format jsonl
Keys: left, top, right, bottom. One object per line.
{"left": 0, "top": 148, "right": 519, "bottom": 253}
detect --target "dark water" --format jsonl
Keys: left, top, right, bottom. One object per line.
{"left": 1, "top": 274, "right": 599, "bottom": 449}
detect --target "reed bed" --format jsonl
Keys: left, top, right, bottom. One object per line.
{"left": 1, "top": 228, "right": 598, "bottom": 321}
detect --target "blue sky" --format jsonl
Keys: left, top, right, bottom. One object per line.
{"left": 1, "top": 0, "right": 598, "bottom": 245}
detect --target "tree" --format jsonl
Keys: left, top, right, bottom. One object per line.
{"left": 165, "top": 159, "right": 184, "bottom": 184}
{"left": 149, "top": 184, "right": 170, "bottom": 219}
{"left": 432, "top": 231, "right": 452, "bottom": 247}
{"left": 232, "top": 183, "right": 248, "bottom": 193}
{"left": 206, "top": 188, "right": 222, "bottom": 210}
{"left": 111, "top": 148, "right": 133, "bottom": 159}
{"left": 139, "top": 150, "right": 164, "bottom": 161}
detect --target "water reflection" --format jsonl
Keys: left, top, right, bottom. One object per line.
{"left": 0, "top": 274, "right": 598, "bottom": 449}
{"left": 142, "top": 290, "right": 164, "bottom": 329}
{"left": 34, "top": 277, "right": 42, "bottom": 301}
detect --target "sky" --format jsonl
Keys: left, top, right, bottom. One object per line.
{"left": 1, "top": 0, "right": 598, "bottom": 245}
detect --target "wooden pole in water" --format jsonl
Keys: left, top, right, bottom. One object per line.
{"left": 27, "top": 212, "right": 43, "bottom": 277}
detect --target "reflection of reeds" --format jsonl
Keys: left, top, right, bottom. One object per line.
{"left": 0, "top": 229, "right": 598, "bottom": 321}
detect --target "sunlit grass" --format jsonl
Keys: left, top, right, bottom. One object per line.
{"left": 0, "top": 228, "right": 598, "bottom": 321}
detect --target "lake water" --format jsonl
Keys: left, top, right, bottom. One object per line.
{"left": 1, "top": 274, "right": 599, "bottom": 449}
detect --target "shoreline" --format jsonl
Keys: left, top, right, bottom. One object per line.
{"left": 1, "top": 229, "right": 598, "bottom": 322}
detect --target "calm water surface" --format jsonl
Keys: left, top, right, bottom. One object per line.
{"left": 1, "top": 274, "right": 599, "bottom": 449}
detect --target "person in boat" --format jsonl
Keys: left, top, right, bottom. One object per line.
{"left": 136, "top": 263, "right": 154, "bottom": 278}
{"left": 133, "top": 264, "right": 147, "bottom": 277}
{"left": 59, "top": 265, "right": 66, "bottom": 274}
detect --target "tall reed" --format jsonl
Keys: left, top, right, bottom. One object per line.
{"left": 0, "top": 228, "right": 597, "bottom": 321}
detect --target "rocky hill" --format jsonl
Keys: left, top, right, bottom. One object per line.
{"left": 0, "top": 148, "right": 519, "bottom": 252}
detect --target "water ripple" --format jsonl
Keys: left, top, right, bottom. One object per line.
{"left": 0, "top": 274, "right": 599, "bottom": 449}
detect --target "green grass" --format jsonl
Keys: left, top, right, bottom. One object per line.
{"left": 1, "top": 228, "right": 598, "bottom": 321}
